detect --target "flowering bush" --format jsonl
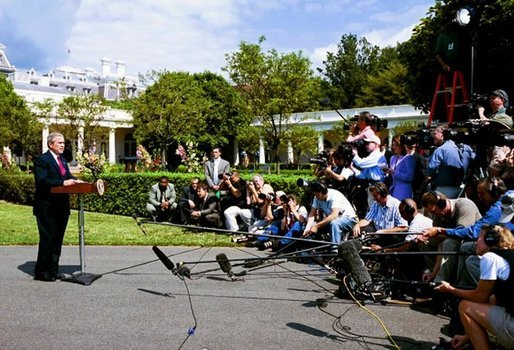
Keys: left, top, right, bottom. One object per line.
{"left": 177, "top": 141, "right": 207, "bottom": 173}
{"left": 76, "top": 152, "right": 107, "bottom": 180}
{"left": 136, "top": 145, "right": 152, "bottom": 171}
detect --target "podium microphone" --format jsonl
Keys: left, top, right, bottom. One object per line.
{"left": 152, "top": 246, "right": 176, "bottom": 274}
{"left": 133, "top": 213, "right": 148, "bottom": 235}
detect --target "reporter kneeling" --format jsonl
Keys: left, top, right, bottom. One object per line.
{"left": 435, "top": 225, "right": 514, "bottom": 350}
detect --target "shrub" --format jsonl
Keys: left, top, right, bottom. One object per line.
{"left": 0, "top": 170, "right": 317, "bottom": 216}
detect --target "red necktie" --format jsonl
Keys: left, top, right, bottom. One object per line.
{"left": 57, "top": 156, "right": 66, "bottom": 177}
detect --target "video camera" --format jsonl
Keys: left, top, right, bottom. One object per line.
{"left": 344, "top": 114, "right": 388, "bottom": 133}
{"left": 309, "top": 151, "right": 329, "bottom": 168}
{"left": 258, "top": 192, "right": 287, "bottom": 202}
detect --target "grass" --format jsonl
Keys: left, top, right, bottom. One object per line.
{"left": 0, "top": 201, "right": 235, "bottom": 247}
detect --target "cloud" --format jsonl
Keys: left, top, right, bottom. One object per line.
{"left": 65, "top": 0, "right": 244, "bottom": 76}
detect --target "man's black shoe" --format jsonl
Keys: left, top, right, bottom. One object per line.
{"left": 54, "top": 273, "right": 66, "bottom": 280}
{"left": 34, "top": 273, "right": 56, "bottom": 282}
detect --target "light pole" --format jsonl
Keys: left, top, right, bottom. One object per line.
{"left": 455, "top": 6, "right": 477, "bottom": 95}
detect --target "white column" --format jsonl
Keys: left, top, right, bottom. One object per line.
{"left": 317, "top": 134, "right": 324, "bottom": 154}
{"left": 259, "top": 138, "right": 265, "bottom": 164}
{"left": 233, "top": 139, "right": 240, "bottom": 165}
{"left": 77, "top": 126, "right": 84, "bottom": 155}
{"left": 108, "top": 128, "right": 116, "bottom": 164}
{"left": 287, "top": 140, "right": 294, "bottom": 163}
{"left": 42, "top": 124, "right": 49, "bottom": 153}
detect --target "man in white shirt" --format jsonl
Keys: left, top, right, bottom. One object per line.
{"left": 302, "top": 182, "right": 357, "bottom": 246}
{"left": 204, "top": 147, "right": 230, "bottom": 192}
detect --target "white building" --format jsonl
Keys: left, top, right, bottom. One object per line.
{"left": 1, "top": 43, "right": 428, "bottom": 166}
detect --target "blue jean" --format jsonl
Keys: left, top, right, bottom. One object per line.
{"left": 279, "top": 221, "right": 304, "bottom": 246}
{"left": 328, "top": 215, "right": 358, "bottom": 245}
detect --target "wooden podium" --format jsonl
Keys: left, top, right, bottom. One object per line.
{"left": 51, "top": 180, "right": 105, "bottom": 286}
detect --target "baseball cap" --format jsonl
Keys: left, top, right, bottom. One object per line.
{"left": 491, "top": 89, "right": 509, "bottom": 108}
{"left": 363, "top": 135, "right": 381, "bottom": 145}
{"left": 499, "top": 192, "right": 514, "bottom": 223}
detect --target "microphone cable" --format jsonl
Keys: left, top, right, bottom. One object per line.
{"left": 342, "top": 275, "right": 400, "bottom": 350}
{"left": 176, "top": 277, "right": 197, "bottom": 350}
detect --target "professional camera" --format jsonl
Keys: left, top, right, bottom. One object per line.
{"left": 258, "top": 192, "right": 287, "bottom": 202}
{"left": 218, "top": 172, "right": 233, "bottom": 180}
{"left": 343, "top": 114, "right": 388, "bottom": 133}
{"left": 309, "top": 151, "right": 329, "bottom": 168}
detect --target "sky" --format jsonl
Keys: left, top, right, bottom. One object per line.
{"left": 0, "top": 0, "right": 434, "bottom": 78}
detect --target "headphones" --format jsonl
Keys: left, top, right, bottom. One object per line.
{"left": 484, "top": 225, "right": 501, "bottom": 247}
{"left": 401, "top": 199, "right": 416, "bottom": 216}
{"left": 429, "top": 190, "right": 447, "bottom": 209}
{"left": 483, "top": 177, "right": 507, "bottom": 200}
{"left": 309, "top": 181, "right": 328, "bottom": 194}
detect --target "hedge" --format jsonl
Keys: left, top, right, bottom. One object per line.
{"left": 0, "top": 171, "right": 316, "bottom": 217}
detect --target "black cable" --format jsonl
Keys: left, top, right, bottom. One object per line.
{"left": 176, "top": 278, "right": 197, "bottom": 350}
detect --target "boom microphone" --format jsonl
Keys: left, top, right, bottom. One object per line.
{"left": 152, "top": 246, "right": 176, "bottom": 274}
{"left": 338, "top": 240, "right": 372, "bottom": 287}
{"left": 133, "top": 213, "right": 148, "bottom": 235}
{"left": 216, "top": 253, "right": 234, "bottom": 277}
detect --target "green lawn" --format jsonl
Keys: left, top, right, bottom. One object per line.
{"left": 0, "top": 201, "right": 235, "bottom": 247}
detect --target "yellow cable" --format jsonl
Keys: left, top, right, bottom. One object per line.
{"left": 343, "top": 275, "right": 401, "bottom": 350}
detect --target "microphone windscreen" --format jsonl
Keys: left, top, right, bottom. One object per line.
{"left": 132, "top": 213, "right": 138, "bottom": 220}
{"left": 338, "top": 240, "right": 372, "bottom": 287}
{"left": 176, "top": 262, "right": 191, "bottom": 279}
{"left": 216, "top": 253, "right": 233, "bottom": 274}
{"left": 152, "top": 246, "right": 175, "bottom": 271}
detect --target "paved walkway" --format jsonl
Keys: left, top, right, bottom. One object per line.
{"left": 0, "top": 246, "right": 450, "bottom": 350}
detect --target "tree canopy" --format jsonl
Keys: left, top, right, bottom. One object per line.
{"left": 223, "top": 36, "right": 322, "bottom": 172}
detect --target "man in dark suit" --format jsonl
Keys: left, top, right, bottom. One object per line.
{"left": 174, "top": 177, "right": 200, "bottom": 224}
{"left": 33, "top": 132, "right": 81, "bottom": 282}
{"left": 190, "top": 182, "right": 222, "bottom": 228}
{"left": 204, "top": 147, "right": 230, "bottom": 192}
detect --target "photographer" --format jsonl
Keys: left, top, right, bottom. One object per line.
{"left": 346, "top": 111, "right": 376, "bottom": 143}
{"left": 223, "top": 174, "right": 273, "bottom": 232}
{"left": 323, "top": 144, "right": 355, "bottom": 196}
{"left": 219, "top": 171, "right": 247, "bottom": 213}
{"left": 478, "top": 89, "right": 512, "bottom": 128}
{"left": 427, "top": 124, "right": 475, "bottom": 199}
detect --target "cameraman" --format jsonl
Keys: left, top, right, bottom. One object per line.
{"left": 478, "top": 89, "right": 512, "bottom": 128}
{"left": 427, "top": 124, "right": 475, "bottom": 199}
{"left": 346, "top": 111, "right": 376, "bottom": 143}
{"left": 324, "top": 145, "right": 355, "bottom": 195}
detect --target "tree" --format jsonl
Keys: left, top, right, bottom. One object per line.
{"left": 0, "top": 75, "right": 42, "bottom": 160}
{"left": 355, "top": 60, "right": 413, "bottom": 107}
{"left": 57, "top": 94, "right": 108, "bottom": 153}
{"left": 192, "top": 72, "right": 251, "bottom": 149}
{"left": 400, "top": 0, "right": 514, "bottom": 112}
{"left": 284, "top": 125, "right": 320, "bottom": 169}
{"left": 223, "top": 36, "right": 321, "bottom": 174}
{"left": 132, "top": 71, "right": 210, "bottom": 167}
{"left": 318, "top": 34, "right": 381, "bottom": 109}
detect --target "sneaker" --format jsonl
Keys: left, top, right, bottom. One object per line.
{"left": 256, "top": 240, "right": 273, "bottom": 251}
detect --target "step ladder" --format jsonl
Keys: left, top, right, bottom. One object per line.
{"left": 428, "top": 70, "right": 469, "bottom": 126}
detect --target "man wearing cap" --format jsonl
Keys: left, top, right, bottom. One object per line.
{"left": 479, "top": 89, "right": 512, "bottom": 128}
{"left": 427, "top": 124, "right": 475, "bottom": 198}
{"left": 350, "top": 134, "right": 387, "bottom": 218}
{"left": 346, "top": 111, "right": 376, "bottom": 143}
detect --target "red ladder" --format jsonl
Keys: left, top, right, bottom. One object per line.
{"left": 428, "top": 70, "right": 469, "bottom": 126}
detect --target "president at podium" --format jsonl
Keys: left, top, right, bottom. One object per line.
{"left": 33, "top": 132, "right": 82, "bottom": 282}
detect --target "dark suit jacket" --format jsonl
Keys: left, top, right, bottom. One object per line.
{"left": 33, "top": 151, "right": 75, "bottom": 217}
{"left": 179, "top": 185, "right": 198, "bottom": 204}
{"left": 194, "top": 193, "right": 220, "bottom": 216}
